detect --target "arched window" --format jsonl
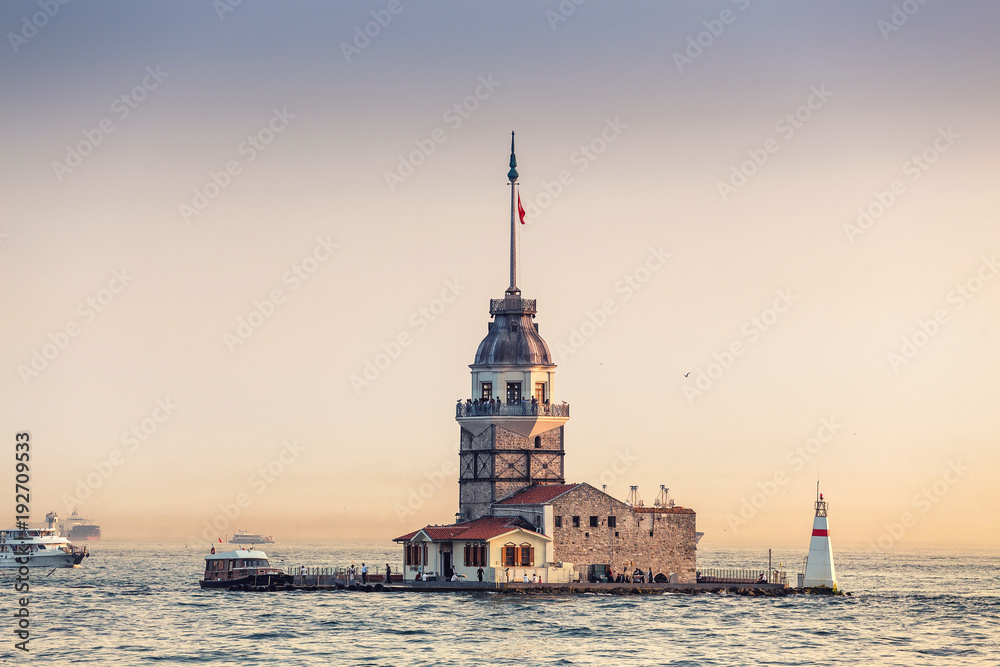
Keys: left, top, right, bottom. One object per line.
{"left": 534, "top": 436, "right": 541, "bottom": 448}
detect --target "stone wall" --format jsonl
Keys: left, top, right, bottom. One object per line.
{"left": 548, "top": 483, "right": 696, "bottom": 583}
{"left": 459, "top": 424, "right": 565, "bottom": 520}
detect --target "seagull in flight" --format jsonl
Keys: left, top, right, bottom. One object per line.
{"left": 684, "top": 372, "right": 690, "bottom": 377}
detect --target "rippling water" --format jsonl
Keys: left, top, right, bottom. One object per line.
{"left": 16, "top": 542, "right": 999, "bottom": 665}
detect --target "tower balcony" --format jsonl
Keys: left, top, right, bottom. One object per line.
{"left": 490, "top": 298, "right": 536, "bottom": 315}
{"left": 455, "top": 400, "right": 569, "bottom": 439}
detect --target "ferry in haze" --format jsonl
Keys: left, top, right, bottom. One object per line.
{"left": 59, "top": 510, "right": 102, "bottom": 541}
{"left": 229, "top": 530, "right": 274, "bottom": 545}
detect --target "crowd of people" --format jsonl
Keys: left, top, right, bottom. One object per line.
{"left": 457, "top": 396, "right": 562, "bottom": 417}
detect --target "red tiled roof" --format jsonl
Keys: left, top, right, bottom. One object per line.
{"left": 393, "top": 515, "right": 545, "bottom": 543}
{"left": 496, "top": 484, "right": 579, "bottom": 505}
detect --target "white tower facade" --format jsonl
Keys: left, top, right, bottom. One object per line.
{"left": 802, "top": 487, "right": 838, "bottom": 589}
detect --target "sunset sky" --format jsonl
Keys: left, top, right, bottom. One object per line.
{"left": 2, "top": 1, "right": 997, "bottom": 550}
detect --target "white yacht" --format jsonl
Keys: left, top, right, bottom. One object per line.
{"left": 0, "top": 528, "right": 89, "bottom": 568}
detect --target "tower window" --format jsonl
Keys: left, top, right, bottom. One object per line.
{"left": 534, "top": 382, "right": 545, "bottom": 402}
{"left": 589, "top": 516, "right": 599, "bottom": 527}
{"left": 506, "top": 382, "right": 521, "bottom": 404}
{"left": 480, "top": 382, "right": 492, "bottom": 400}
{"left": 534, "top": 436, "right": 541, "bottom": 448}
{"left": 554, "top": 516, "right": 562, "bottom": 528}
{"left": 608, "top": 516, "right": 617, "bottom": 528}
{"left": 572, "top": 516, "right": 580, "bottom": 528}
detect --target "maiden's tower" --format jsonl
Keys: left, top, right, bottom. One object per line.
{"left": 395, "top": 135, "right": 697, "bottom": 584}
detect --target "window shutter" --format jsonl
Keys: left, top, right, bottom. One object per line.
{"left": 529, "top": 546, "right": 535, "bottom": 567}
{"left": 464, "top": 543, "right": 470, "bottom": 566}
{"left": 422, "top": 543, "right": 428, "bottom": 565}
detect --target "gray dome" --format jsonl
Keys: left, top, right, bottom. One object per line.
{"left": 472, "top": 298, "right": 553, "bottom": 367}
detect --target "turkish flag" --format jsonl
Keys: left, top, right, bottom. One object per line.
{"left": 517, "top": 191, "right": 526, "bottom": 224}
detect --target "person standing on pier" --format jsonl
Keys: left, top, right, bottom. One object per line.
{"left": 361, "top": 563, "right": 368, "bottom": 584}
{"left": 477, "top": 567, "right": 484, "bottom": 582}
{"left": 385, "top": 564, "right": 391, "bottom": 583}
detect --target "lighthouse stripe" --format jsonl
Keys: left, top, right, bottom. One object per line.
{"left": 812, "top": 529, "right": 828, "bottom": 537}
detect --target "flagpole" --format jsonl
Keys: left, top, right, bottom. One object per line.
{"left": 507, "top": 131, "right": 519, "bottom": 296}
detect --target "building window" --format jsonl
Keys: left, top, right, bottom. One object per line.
{"left": 572, "top": 516, "right": 580, "bottom": 528}
{"left": 554, "top": 516, "right": 562, "bottom": 528}
{"left": 506, "top": 382, "right": 521, "bottom": 404}
{"left": 465, "top": 542, "right": 487, "bottom": 567}
{"left": 520, "top": 544, "right": 534, "bottom": 566}
{"left": 480, "top": 382, "right": 492, "bottom": 400}
{"left": 608, "top": 516, "right": 616, "bottom": 528}
{"left": 534, "top": 382, "right": 545, "bottom": 402}
{"left": 589, "top": 516, "right": 599, "bottom": 527}
{"left": 503, "top": 545, "right": 517, "bottom": 567}
{"left": 534, "top": 436, "right": 541, "bottom": 449}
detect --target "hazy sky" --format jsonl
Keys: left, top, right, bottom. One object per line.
{"left": 2, "top": 1, "right": 997, "bottom": 551}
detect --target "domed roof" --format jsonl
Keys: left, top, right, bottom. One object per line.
{"left": 472, "top": 298, "right": 553, "bottom": 367}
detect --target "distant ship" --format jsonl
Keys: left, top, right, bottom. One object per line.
{"left": 229, "top": 530, "right": 274, "bottom": 545}
{"left": 57, "top": 510, "right": 102, "bottom": 541}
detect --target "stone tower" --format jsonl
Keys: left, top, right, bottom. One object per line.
{"left": 455, "top": 134, "right": 570, "bottom": 522}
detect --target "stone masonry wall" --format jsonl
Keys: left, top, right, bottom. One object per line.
{"left": 549, "top": 484, "right": 696, "bottom": 583}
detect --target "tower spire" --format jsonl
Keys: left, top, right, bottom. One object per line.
{"left": 506, "top": 131, "right": 520, "bottom": 297}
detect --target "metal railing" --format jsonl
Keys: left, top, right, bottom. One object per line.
{"left": 489, "top": 298, "right": 536, "bottom": 315}
{"left": 696, "top": 568, "right": 772, "bottom": 584}
{"left": 293, "top": 564, "right": 404, "bottom": 587}
{"left": 456, "top": 401, "right": 569, "bottom": 418}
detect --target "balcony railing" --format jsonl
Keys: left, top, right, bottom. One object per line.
{"left": 489, "top": 298, "right": 536, "bottom": 315}
{"left": 456, "top": 401, "right": 569, "bottom": 419}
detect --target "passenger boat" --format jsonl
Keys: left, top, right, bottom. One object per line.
{"left": 229, "top": 530, "right": 274, "bottom": 544}
{"left": 0, "top": 528, "right": 89, "bottom": 568}
{"left": 199, "top": 548, "right": 291, "bottom": 589}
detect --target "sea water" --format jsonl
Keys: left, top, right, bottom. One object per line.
{"left": 12, "top": 543, "right": 998, "bottom": 665}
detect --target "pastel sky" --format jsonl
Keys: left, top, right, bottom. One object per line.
{"left": 2, "top": 1, "right": 997, "bottom": 550}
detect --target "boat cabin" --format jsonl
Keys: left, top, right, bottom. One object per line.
{"left": 201, "top": 549, "right": 286, "bottom": 587}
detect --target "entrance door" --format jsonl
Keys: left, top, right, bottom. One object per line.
{"left": 442, "top": 552, "right": 453, "bottom": 578}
